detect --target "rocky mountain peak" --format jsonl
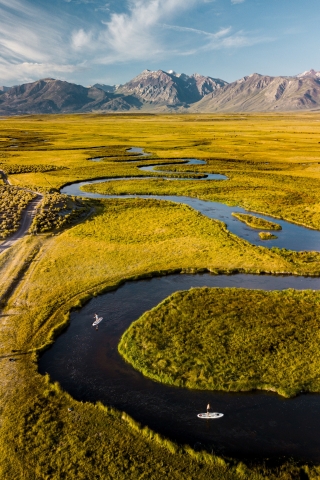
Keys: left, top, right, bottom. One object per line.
{"left": 296, "top": 69, "right": 320, "bottom": 78}
{"left": 117, "top": 69, "right": 228, "bottom": 106}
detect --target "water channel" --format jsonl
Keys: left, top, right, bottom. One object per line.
{"left": 39, "top": 273, "right": 320, "bottom": 463}
{"left": 63, "top": 148, "right": 320, "bottom": 251}
{"left": 39, "top": 148, "right": 320, "bottom": 464}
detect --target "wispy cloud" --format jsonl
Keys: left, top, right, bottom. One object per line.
{"left": 95, "top": 3, "right": 110, "bottom": 12}
{"left": 0, "top": 59, "right": 84, "bottom": 85}
{"left": 72, "top": 29, "right": 94, "bottom": 49}
{"left": 95, "top": 0, "right": 197, "bottom": 63}
{"left": 162, "top": 24, "right": 232, "bottom": 38}
{"left": 72, "top": 0, "right": 267, "bottom": 65}
{"left": 231, "top": 0, "right": 245, "bottom": 4}
{"left": 0, "top": 0, "right": 275, "bottom": 85}
{"left": 0, "top": 0, "right": 86, "bottom": 83}
{"left": 162, "top": 23, "right": 273, "bottom": 55}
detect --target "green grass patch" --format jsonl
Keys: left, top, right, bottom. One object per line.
{"left": 231, "top": 213, "right": 282, "bottom": 230}
{"left": 259, "top": 232, "right": 278, "bottom": 240}
{"left": 0, "top": 163, "right": 65, "bottom": 175}
{"left": 119, "top": 287, "right": 320, "bottom": 397}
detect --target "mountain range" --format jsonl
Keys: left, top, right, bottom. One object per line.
{"left": 0, "top": 69, "right": 320, "bottom": 115}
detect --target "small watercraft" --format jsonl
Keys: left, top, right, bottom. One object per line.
{"left": 197, "top": 412, "right": 224, "bottom": 419}
{"left": 92, "top": 316, "right": 103, "bottom": 326}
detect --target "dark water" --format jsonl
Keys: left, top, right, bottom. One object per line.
{"left": 39, "top": 273, "right": 320, "bottom": 463}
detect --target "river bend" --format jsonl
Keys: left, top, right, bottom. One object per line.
{"left": 39, "top": 273, "right": 320, "bottom": 463}
{"left": 39, "top": 148, "right": 320, "bottom": 463}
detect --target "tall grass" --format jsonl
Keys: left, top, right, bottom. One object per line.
{"left": 119, "top": 287, "right": 320, "bottom": 398}
{"left": 231, "top": 213, "right": 282, "bottom": 230}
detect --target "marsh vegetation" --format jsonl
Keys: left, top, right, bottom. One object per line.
{"left": 30, "top": 193, "right": 90, "bottom": 233}
{"left": 0, "top": 162, "right": 65, "bottom": 175}
{"left": 1, "top": 113, "right": 320, "bottom": 478}
{"left": 231, "top": 213, "right": 282, "bottom": 230}
{"left": 119, "top": 287, "right": 320, "bottom": 398}
{"left": 259, "top": 232, "right": 278, "bottom": 240}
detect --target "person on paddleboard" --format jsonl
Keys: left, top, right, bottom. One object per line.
{"left": 207, "top": 404, "right": 211, "bottom": 415}
{"left": 93, "top": 314, "right": 99, "bottom": 330}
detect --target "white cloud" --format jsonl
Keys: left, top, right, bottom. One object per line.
{"left": 88, "top": 0, "right": 270, "bottom": 64}
{"left": 95, "top": 0, "right": 197, "bottom": 63}
{"left": 0, "top": 0, "right": 66, "bottom": 62}
{"left": 72, "top": 29, "right": 93, "bottom": 49}
{"left": 0, "top": 0, "right": 87, "bottom": 83}
{"left": 0, "top": 59, "right": 85, "bottom": 84}
{"left": 0, "top": 0, "right": 275, "bottom": 85}
{"left": 231, "top": 0, "right": 245, "bottom": 4}
{"left": 162, "top": 23, "right": 273, "bottom": 55}
{"left": 163, "top": 24, "right": 232, "bottom": 38}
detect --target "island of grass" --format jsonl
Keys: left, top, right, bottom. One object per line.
{"left": 232, "top": 212, "right": 282, "bottom": 230}
{"left": 259, "top": 232, "right": 278, "bottom": 240}
{"left": 119, "top": 287, "right": 320, "bottom": 398}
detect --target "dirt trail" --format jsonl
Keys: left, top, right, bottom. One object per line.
{"left": 0, "top": 168, "right": 43, "bottom": 253}
{"left": 0, "top": 172, "right": 45, "bottom": 410}
{"left": 0, "top": 194, "right": 43, "bottom": 253}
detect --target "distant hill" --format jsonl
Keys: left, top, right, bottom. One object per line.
{"left": 0, "top": 78, "right": 141, "bottom": 115}
{"left": 1, "top": 69, "right": 320, "bottom": 115}
{"left": 191, "top": 73, "right": 320, "bottom": 112}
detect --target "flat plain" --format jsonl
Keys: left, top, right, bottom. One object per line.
{"left": 1, "top": 113, "right": 320, "bottom": 479}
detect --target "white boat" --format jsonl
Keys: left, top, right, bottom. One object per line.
{"left": 92, "top": 316, "right": 103, "bottom": 326}
{"left": 197, "top": 412, "right": 224, "bottom": 419}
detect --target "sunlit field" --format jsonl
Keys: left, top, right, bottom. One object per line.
{"left": 1, "top": 113, "right": 320, "bottom": 479}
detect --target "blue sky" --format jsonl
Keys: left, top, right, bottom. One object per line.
{"left": 0, "top": 0, "right": 319, "bottom": 86}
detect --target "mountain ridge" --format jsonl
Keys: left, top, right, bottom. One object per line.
{"left": 191, "top": 72, "right": 320, "bottom": 112}
{"left": 1, "top": 69, "right": 320, "bottom": 115}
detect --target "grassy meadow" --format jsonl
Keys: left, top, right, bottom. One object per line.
{"left": 1, "top": 112, "right": 320, "bottom": 232}
{"left": 119, "top": 287, "right": 320, "bottom": 398}
{"left": 1, "top": 112, "right": 320, "bottom": 478}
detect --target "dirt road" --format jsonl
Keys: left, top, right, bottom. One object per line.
{"left": 0, "top": 170, "right": 43, "bottom": 253}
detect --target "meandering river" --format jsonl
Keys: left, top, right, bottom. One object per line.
{"left": 39, "top": 273, "right": 320, "bottom": 463}
{"left": 62, "top": 148, "right": 320, "bottom": 251}
{"left": 39, "top": 148, "right": 320, "bottom": 464}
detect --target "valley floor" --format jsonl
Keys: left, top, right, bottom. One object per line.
{"left": 1, "top": 112, "right": 320, "bottom": 479}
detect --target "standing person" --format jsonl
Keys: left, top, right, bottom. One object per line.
{"left": 207, "top": 403, "right": 211, "bottom": 416}
{"left": 93, "top": 314, "right": 99, "bottom": 330}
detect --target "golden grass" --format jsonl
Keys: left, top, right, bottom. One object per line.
{"left": 259, "top": 232, "right": 278, "bottom": 240}
{"left": 231, "top": 213, "right": 282, "bottom": 230}
{"left": 1, "top": 112, "right": 320, "bottom": 478}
